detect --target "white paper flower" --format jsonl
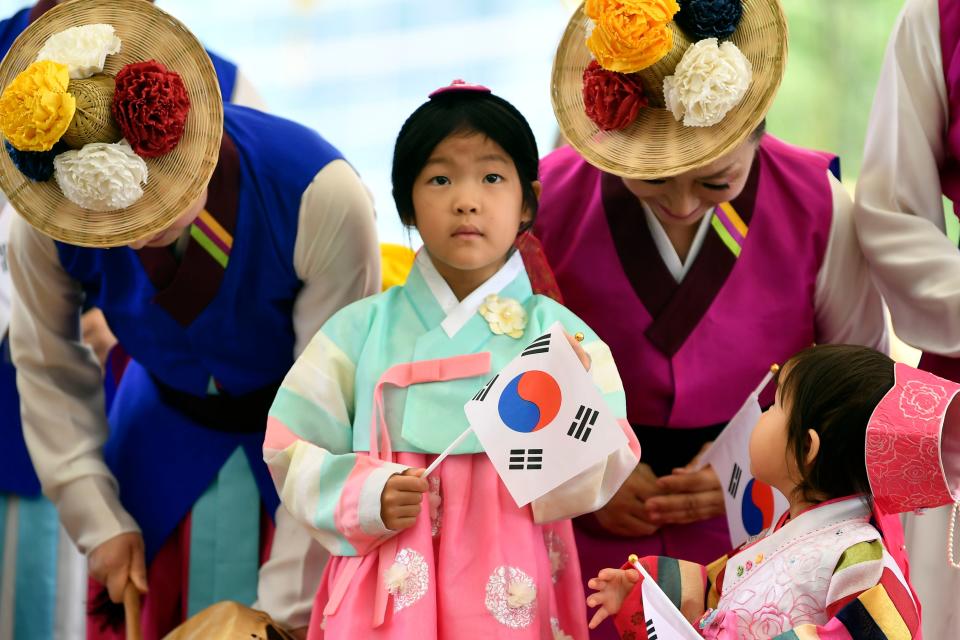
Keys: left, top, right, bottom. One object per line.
{"left": 506, "top": 580, "right": 536, "bottom": 608}
{"left": 662, "top": 38, "right": 752, "bottom": 127}
{"left": 36, "top": 24, "right": 121, "bottom": 79}
{"left": 478, "top": 294, "right": 527, "bottom": 339}
{"left": 384, "top": 561, "right": 411, "bottom": 594}
{"left": 384, "top": 548, "right": 428, "bottom": 612}
{"left": 54, "top": 140, "right": 148, "bottom": 211}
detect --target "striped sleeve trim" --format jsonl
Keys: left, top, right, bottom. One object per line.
{"left": 280, "top": 330, "right": 356, "bottom": 428}
{"left": 584, "top": 340, "right": 623, "bottom": 394}
{"left": 705, "top": 554, "right": 728, "bottom": 609}
{"left": 826, "top": 540, "right": 884, "bottom": 614}
{"left": 269, "top": 387, "right": 352, "bottom": 454}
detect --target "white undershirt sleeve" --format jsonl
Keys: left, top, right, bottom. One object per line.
{"left": 854, "top": 0, "right": 960, "bottom": 356}
{"left": 815, "top": 173, "right": 889, "bottom": 352}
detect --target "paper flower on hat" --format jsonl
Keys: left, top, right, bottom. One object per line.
{"left": 582, "top": 61, "right": 648, "bottom": 131}
{"left": 478, "top": 294, "right": 527, "bottom": 339}
{"left": 112, "top": 60, "right": 191, "bottom": 158}
{"left": 0, "top": 60, "right": 76, "bottom": 152}
{"left": 585, "top": 0, "right": 680, "bottom": 73}
{"left": 5, "top": 140, "right": 65, "bottom": 181}
{"left": 674, "top": 0, "right": 743, "bottom": 41}
{"left": 35, "top": 24, "right": 122, "bottom": 79}
{"left": 663, "top": 38, "right": 751, "bottom": 127}
{"left": 54, "top": 140, "right": 148, "bottom": 210}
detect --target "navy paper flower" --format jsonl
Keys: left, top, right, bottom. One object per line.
{"left": 5, "top": 140, "right": 64, "bottom": 182}
{"left": 675, "top": 0, "right": 743, "bottom": 41}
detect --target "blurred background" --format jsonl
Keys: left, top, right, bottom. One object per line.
{"left": 2, "top": 0, "right": 936, "bottom": 245}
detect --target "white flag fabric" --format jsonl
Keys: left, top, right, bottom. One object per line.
{"left": 463, "top": 321, "right": 627, "bottom": 507}
{"left": 697, "top": 371, "right": 789, "bottom": 548}
{"left": 631, "top": 560, "right": 702, "bottom": 640}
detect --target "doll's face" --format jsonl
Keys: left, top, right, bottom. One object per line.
{"left": 749, "top": 374, "right": 802, "bottom": 497}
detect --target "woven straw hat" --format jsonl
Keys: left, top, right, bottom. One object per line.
{"left": 0, "top": 0, "right": 223, "bottom": 247}
{"left": 552, "top": 0, "right": 788, "bottom": 179}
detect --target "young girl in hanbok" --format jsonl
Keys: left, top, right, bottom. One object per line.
{"left": 586, "top": 345, "right": 930, "bottom": 639}
{"left": 264, "top": 82, "right": 641, "bottom": 639}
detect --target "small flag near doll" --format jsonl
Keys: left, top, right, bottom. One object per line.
{"left": 698, "top": 366, "right": 790, "bottom": 548}
{"left": 626, "top": 555, "right": 701, "bottom": 640}
{"left": 426, "top": 321, "right": 628, "bottom": 507}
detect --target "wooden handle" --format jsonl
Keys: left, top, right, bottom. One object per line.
{"left": 123, "top": 582, "right": 142, "bottom": 640}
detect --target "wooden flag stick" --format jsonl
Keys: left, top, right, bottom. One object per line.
{"left": 123, "top": 582, "right": 142, "bottom": 640}
{"left": 628, "top": 554, "right": 654, "bottom": 583}
{"left": 423, "top": 427, "right": 474, "bottom": 479}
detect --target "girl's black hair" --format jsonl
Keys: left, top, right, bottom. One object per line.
{"left": 391, "top": 90, "right": 540, "bottom": 232}
{"left": 778, "top": 344, "right": 895, "bottom": 503}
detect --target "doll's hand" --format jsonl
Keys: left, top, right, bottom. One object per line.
{"left": 593, "top": 463, "right": 662, "bottom": 537}
{"left": 586, "top": 567, "right": 640, "bottom": 629}
{"left": 381, "top": 468, "right": 428, "bottom": 532}
{"left": 646, "top": 444, "right": 724, "bottom": 525}
{"left": 564, "top": 332, "right": 592, "bottom": 370}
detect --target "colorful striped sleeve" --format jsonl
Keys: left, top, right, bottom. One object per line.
{"left": 264, "top": 325, "right": 406, "bottom": 558}
{"left": 613, "top": 556, "right": 709, "bottom": 638}
{"left": 529, "top": 303, "right": 642, "bottom": 523}
{"left": 773, "top": 542, "right": 920, "bottom": 639}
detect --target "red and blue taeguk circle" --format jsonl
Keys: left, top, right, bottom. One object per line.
{"left": 497, "top": 371, "right": 562, "bottom": 433}
{"left": 740, "top": 478, "right": 776, "bottom": 536}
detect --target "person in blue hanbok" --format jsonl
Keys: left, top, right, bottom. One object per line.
{"left": 3, "top": 2, "right": 378, "bottom": 637}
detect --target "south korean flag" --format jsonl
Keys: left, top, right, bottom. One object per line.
{"left": 464, "top": 321, "right": 627, "bottom": 508}
{"left": 697, "top": 369, "right": 790, "bottom": 548}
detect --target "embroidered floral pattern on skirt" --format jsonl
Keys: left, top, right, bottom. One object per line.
{"left": 385, "top": 548, "right": 429, "bottom": 613}
{"left": 485, "top": 565, "right": 537, "bottom": 629}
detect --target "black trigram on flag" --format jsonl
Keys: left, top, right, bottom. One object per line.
{"left": 472, "top": 375, "right": 499, "bottom": 402}
{"left": 567, "top": 405, "right": 598, "bottom": 442}
{"left": 508, "top": 449, "right": 543, "bottom": 470}
{"left": 521, "top": 333, "right": 550, "bottom": 357}
{"left": 646, "top": 618, "right": 658, "bottom": 640}
{"left": 728, "top": 463, "right": 743, "bottom": 498}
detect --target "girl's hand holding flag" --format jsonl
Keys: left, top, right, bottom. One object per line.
{"left": 380, "top": 468, "right": 428, "bottom": 532}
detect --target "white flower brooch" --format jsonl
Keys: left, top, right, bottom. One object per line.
{"left": 478, "top": 294, "right": 527, "bottom": 339}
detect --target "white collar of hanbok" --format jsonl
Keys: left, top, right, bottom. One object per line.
{"left": 416, "top": 248, "right": 525, "bottom": 338}
{"left": 641, "top": 202, "right": 714, "bottom": 283}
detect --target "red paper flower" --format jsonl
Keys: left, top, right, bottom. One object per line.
{"left": 112, "top": 60, "right": 190, "bottom": 158}
{"left": 582, "top": 61, "right": 648, "bottom": 132}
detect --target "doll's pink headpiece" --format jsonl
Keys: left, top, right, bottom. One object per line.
{"left": 428, "top": 79, "right": 491, "bottom": 99}
{"left": 866, "top": 363, "right": 960, "bottom": 514}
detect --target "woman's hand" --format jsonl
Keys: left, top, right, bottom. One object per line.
{"left": 593, "top": 463, "right": 662, "bottom": 537}
{"left": 586, "top": 567, "right": 640, "bottom": 629}
{"left": 380, "top": 468, "right": 428, "bottom": 532}
{"left": 645, "top": 444, "right": 724, "bottom": 525}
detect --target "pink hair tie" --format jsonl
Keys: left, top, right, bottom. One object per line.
{"left": 428, "top": 79, "right": 491, "bottom": 99}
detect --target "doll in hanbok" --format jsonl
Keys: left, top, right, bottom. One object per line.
{"left": 264, "top": 82, "right": 641, "bottom": 640}
{"left": 584, "top": 344, "right": 952, "bottom": 639}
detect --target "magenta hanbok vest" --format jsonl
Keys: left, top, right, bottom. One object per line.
{"left": 535, "top": 135, "right": 835, "bottom": 437}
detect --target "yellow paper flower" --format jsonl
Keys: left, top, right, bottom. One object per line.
{"left": 0, "top": 60, "right": 76, "bottom": 152}
{"left": 478, "top": 294, "right": 527, "bottom": 339}
{"left": 585, "top": 0, "right": 680, "bottom": 73}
